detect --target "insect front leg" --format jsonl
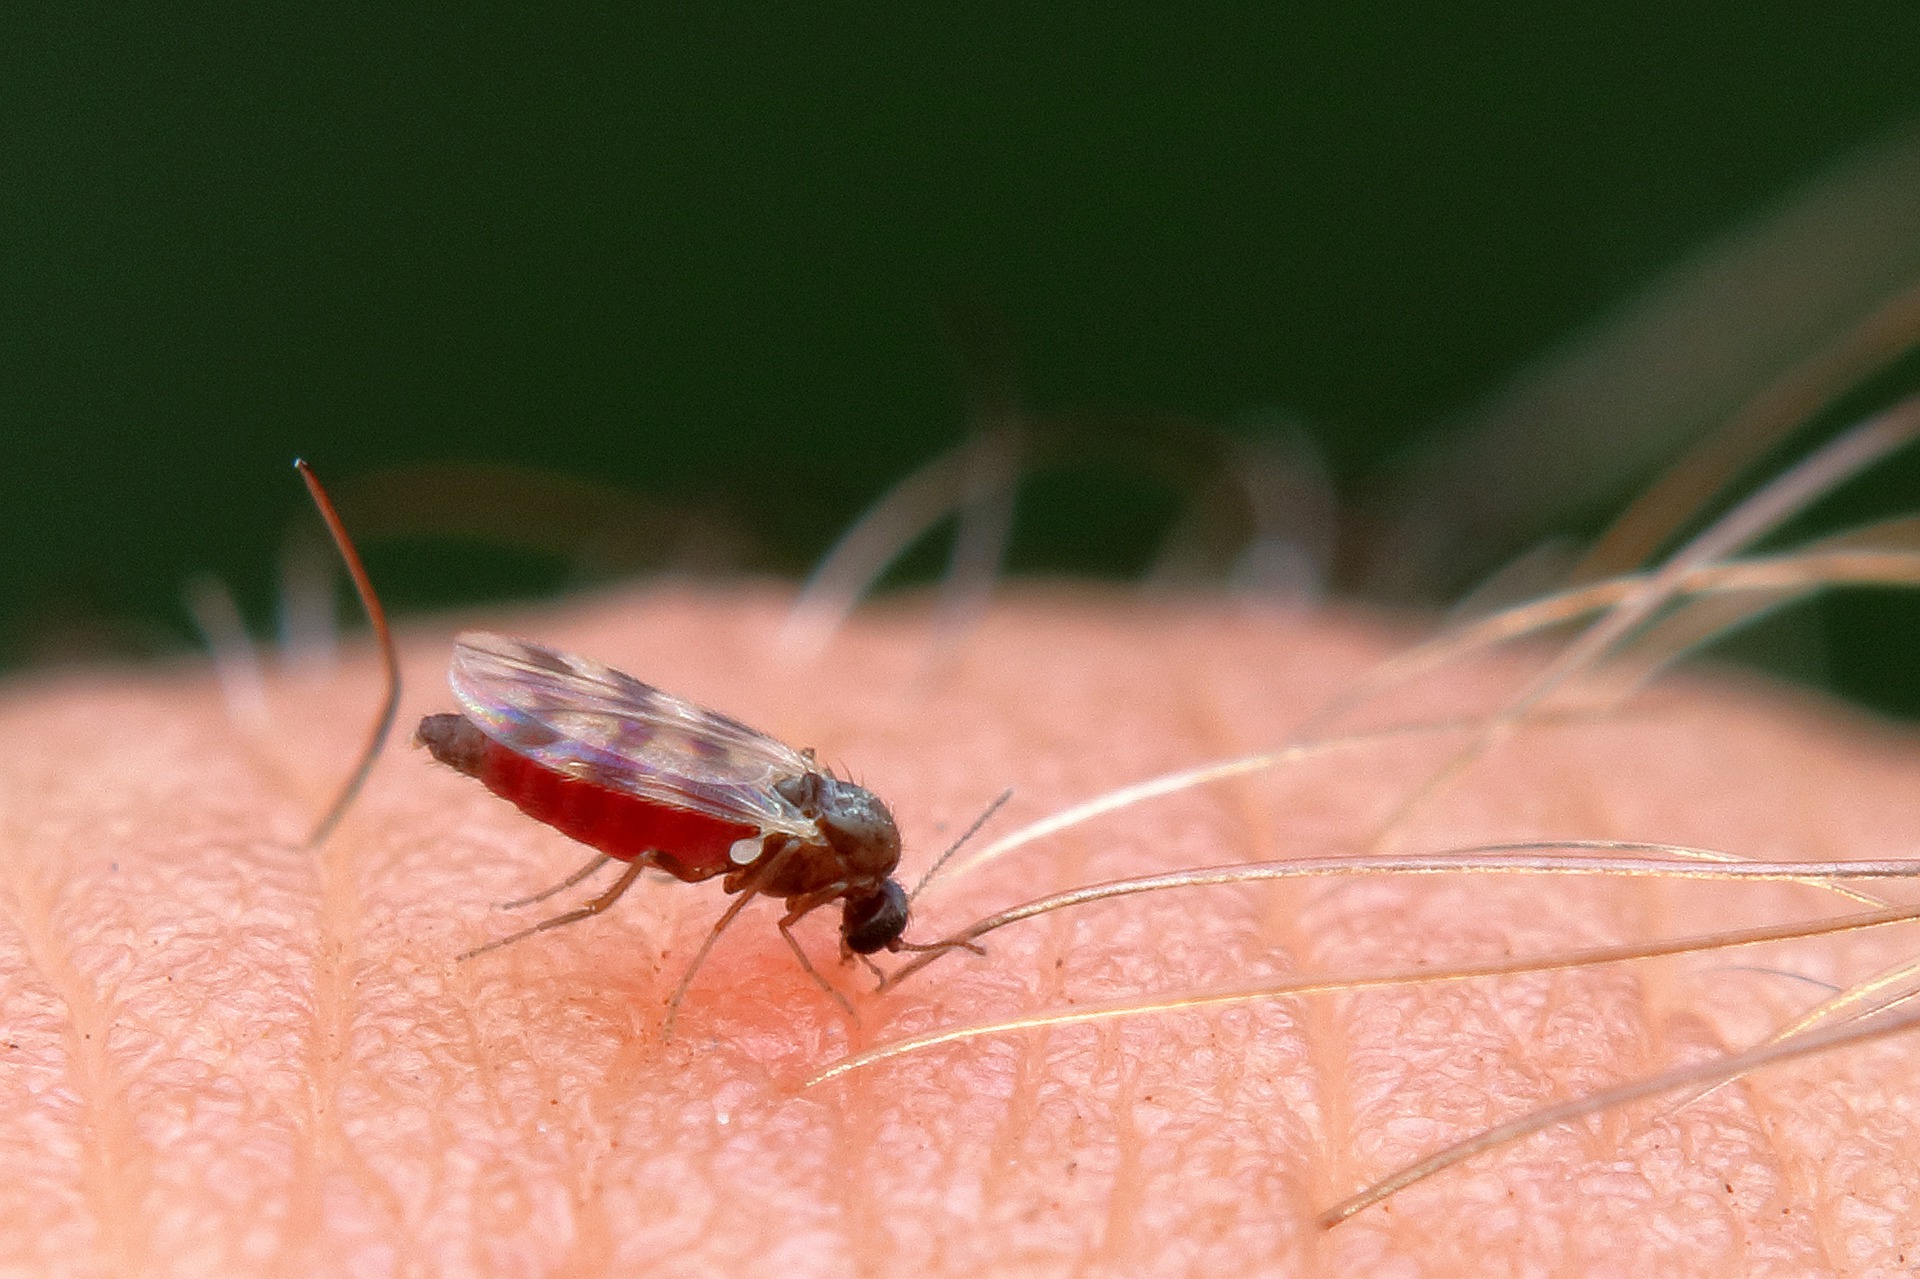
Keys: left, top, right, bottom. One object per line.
{"left": 853, "top": 952, "right": 888, "bottom": 988}
{"left": 777, "top": 888, "right": 861, "bottom": 1020}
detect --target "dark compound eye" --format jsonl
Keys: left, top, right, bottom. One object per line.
{"left": 841, "top": 880, "right": 908, "bottom": 954}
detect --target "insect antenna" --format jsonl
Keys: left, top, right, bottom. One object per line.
{"left": 854, "top": 788, "right": 1016, "bottom": 973}
{"left": 294, "top": 458, "right": 402, "bottom": 850}
{"left": 907, "top": 786, "right": 1014, "bottom": 904}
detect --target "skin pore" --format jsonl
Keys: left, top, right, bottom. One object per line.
{"left": 2, "top": 584, "right": 1918, "bottom": 1276}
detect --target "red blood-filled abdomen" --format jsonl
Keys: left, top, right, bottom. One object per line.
{"left": 474, "top": 738, "right": 754, "bottom": 880}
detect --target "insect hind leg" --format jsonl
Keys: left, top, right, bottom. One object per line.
{"left": 498, "top": 853, "right": 615, "bottom": 910}
{"left": 458, "top": 858, "right": 647, "bottom": 962}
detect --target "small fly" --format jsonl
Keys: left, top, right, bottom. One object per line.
{"left": 428, "top": 631, "right": 925, "bottom": 956}
{"left": 293, "top": 460, "right": 990, "bottom": 1034}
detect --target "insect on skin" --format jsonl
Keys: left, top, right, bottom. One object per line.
{"left": 417, "top": 631, "right": 920, "bottom": 984}
{"left": 293, "top": 459, "right": 976, "bottom": 1032}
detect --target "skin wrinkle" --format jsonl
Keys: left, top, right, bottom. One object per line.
{"left": 3, "top": 691, "right": 272, "bottom": 1274}
{"left": 956, "top": 714, "right": 1100, "bottom": 1250}
{"left": 8, "top": 842, "right": 146, "bottom": 1273}
{"left": 1160, "top": 638, "right": 1325, "bottom": 1252}
{"left": 50, "top": 694, "right": 310, "bottom": 1274}
{"left": 827, "top": 1042, "right": 878, "bottom": 1279}
{"left": 1194, "top": 641, "right": 1342, "bottom": 1234}
{"left": 282, "top": 819, "right": 356, "bottom": 1267}
{"left": 1710, "top": 1037, "right": 1817, "bottom": 1272}
{"left": 978, "top": 990, "right": 1045, "bottom": 1244}
{"left": 1095, "top": 1044, "right": 1142, "bottom": 1268}
{"left": 5, "top": 586, "right": 1920, "bottom": 1274}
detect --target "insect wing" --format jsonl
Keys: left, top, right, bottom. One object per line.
{"left": 448, "top": 632, "right": 818, "bottom": 837}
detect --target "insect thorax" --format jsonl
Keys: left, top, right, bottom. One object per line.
{"left": 773, "top": 771, "right": 903, "bottom": 883}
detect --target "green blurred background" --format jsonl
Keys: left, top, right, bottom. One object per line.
{"left": 6, "top": 8, "right": 1920, "bottom": 711}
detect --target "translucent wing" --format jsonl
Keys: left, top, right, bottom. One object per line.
{"left": 447, "top": 632, "right": 819, "bottom": 837}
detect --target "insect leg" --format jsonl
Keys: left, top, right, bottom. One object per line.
{"left": 778, "top": 910, "right": 858, "bottom": 1022}
{"left": 457, "top": 858, "right": 647, "bottom": 962}
{"left": 662, "top": 847, "right": 795, "bottom": 1040}
{"left": 498, "top": 853, "right": 614, "bottom": 910}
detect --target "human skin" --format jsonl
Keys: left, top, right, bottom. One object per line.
{"left": 2, "top": 584, "right": 1918, "bottom": 1277}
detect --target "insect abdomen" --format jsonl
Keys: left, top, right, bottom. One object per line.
{"left": 417, "top": 713, "right": 753, "bottom": 876}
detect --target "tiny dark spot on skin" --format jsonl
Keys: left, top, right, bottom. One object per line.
{"left": 110, "top": 862, "right": 118, "bottom": 872}
{"left": 1725, "top": 1182, "right": 1733, "bottom": 1194}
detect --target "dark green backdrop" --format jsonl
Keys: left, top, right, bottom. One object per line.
{"left": 6, "top": 9, "right": 1920, "bottom": 710}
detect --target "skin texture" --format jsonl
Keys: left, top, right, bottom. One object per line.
{"left": 3, "top": 583, "right": 1920, "bottom": 1277}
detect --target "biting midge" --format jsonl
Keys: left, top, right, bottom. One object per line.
{"left": 293, "top": 460, "right": 951, "bottom": 1028}
{"left": 418, "top": 632, "right": 940, "bottom": 1022}
{"left": 418, "top": 633, "right": 906, "bottom": 944}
